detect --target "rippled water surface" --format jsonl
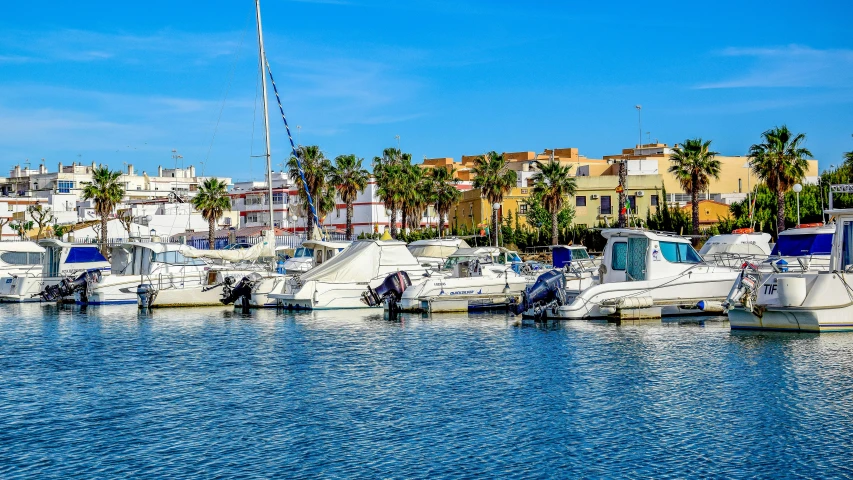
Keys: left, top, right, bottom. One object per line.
{"left": 1, "top": 305, "right": 852, "bottom": 478}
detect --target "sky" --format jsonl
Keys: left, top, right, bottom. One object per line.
{"left": 1, "top": 0, "right": 852, "bottom": 182}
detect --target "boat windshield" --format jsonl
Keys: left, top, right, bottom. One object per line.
{"left": 771, "top": 233, "right": 832, "bottom": 256}
{"left": 570, "top": 248, "right": 589, "bottom": 259}
{"left": 658, "top": 241, "right": 702, "bottom": 264}
{"left": 294, "top": 247, "right": 314, "bottom": 258}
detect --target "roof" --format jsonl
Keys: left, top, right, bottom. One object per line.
{"left": 0, "top": 241, "right": 45, "bottom": 253}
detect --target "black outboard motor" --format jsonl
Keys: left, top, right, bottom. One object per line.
{"left": 220, "top": 273, "right": 262, "bottom": 312}
{"left": 512, "top": 270, "right": 566, "bottom": 316}
{"left": 361, "top": 271, "right": 411, "bottom": 312}
{"left": 38, "top": 269, "right": 101, "bottom": 303}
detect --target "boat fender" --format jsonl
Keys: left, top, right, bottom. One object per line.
{"left": 616, "top": 296, "right": 654, "bottom": 309}
{"left": 697, "top": 300, "right": 725, "bottom": 313}
{"left": 599, "top": 306, "right": 617, "bottom": 315}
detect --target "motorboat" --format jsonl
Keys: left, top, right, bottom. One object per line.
{"left": 766, "top": 223, "right": 833, "bottom": 271}
{"left": 406, "top": 238, "right": 469, "bottom": 269}
{"left": 270, "top": 238, "right": 428, "bottom": 310}
{"left": 514, "top": 228, "right": 740, "bottom": 319}
{"left": 550, "top": 244, "right": 600, "bottom": 294}
{"left": 63, "top": 242, "right": 211, "bottom": 305}
{"left": 0, "top": 240, "right": 109, "bottom": 302}
{"left": 700, "top": 230, "right": 772, "bottom": 267}
{"left": 726, "top": 210, "right": 853, "bottom": 332}
{"left": 390, "top": 246, "right": 531, "bottom": 312}
{"left": 279, "top": 239, "right": 350, "bottom": 274}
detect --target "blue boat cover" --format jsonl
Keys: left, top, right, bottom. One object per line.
{"left": 770, "top": 233, "right": 833, "bottom": 256}
{"left": 552, "top": 246, "right": 573, "bottom": 269}
{"left": 66, "top": 247, "right": 108, "bottom": 264}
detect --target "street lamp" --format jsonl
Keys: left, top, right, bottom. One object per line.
{"left": 150, "top": 228, "right": 157, "bottom": 242}
{"left": 793, "top": 183, "right": 803, "bottom": 226}
{"left": 290, "top": 213, "right": 298, "bottom": 236}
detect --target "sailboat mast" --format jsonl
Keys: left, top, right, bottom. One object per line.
{"left": 255, "top": 0, "right": 275, "bottom": 233}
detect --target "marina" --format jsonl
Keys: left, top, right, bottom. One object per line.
{"left": 1, "top": 304, "right": 853, "bottom": 478}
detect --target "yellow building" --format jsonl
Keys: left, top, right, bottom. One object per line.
{"left": 680, "top": 200, "right": 732, "bottom": 227}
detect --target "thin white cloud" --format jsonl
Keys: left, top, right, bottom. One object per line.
{"left": 696, "top": 45, "right": 853, "bottom": 89}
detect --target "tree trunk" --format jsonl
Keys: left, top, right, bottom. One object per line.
{"left": 390, "top": 205, "right": 398, "bottom": 239}
{"left": 346, "top": 201, "right": 353, "bottom": 241}
{"left": 438, "top": 210, "right": 445, "bottom": 237}
{"left": 100, "top": 215, "right": 108, "bottom": 258}
{"left": 777, "top": 187, "right": 786, "bottom": 236}
{"left": 692, "top": 174, "right": 700, "bottom": 236}
{"left": 552, "top": 210, "right": 559, "bottom": 245}
{"left": 307, "top": 210, "right": 316, "bottom": 240}
{"left": 209, "top": 216, "right": 216, "bottom": 250}
{"left": 493, "top": 207, "right": 499, "bottom": 247}
{"left": 618, "top": 161, "right": 627, "bottom": 228}
{"left": 401, "top": 209, "right": 408, "bottom": 237}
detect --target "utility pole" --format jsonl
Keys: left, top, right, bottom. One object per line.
{"left": 617, "top": 156, "right": 628, "bottom": 228}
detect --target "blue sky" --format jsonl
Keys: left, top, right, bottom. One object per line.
{"left": 1, "top": 0, "right": 851, "bottom": 181}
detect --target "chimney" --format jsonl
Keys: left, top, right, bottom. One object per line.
{"left": 189, "top": 165, "right": 195, "bottom": 177}
{"left": 13, "top": 165, "right": 20, "bottom": 177}
{"left": 127, "top": 164, "right": 134, "bottom": 176}
{"left": 58, "top": 161, "right": 63, "bottom": 173}
{"left": 39, "top": 164, "right": 47, "bottom": 174}
{"left": 157, "top": 165, "right": 163, "bottom": 177}
{"left": 91, "top": 161, "right": 96, "bottom": 170}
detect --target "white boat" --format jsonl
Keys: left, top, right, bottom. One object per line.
{"left": 0, "top": 240, "right": 109, "bottom": 302}
{"left": 727, "top": 210, "right": 853, "bottom": 332}
{"left": 393, "top": 246, "right": 531, "bottom": 312}
{"left": 766, "top": 223, "right": 833, "bottom": 271}
{"left": 270, "top": 239, "right": 428, "bottom": 309}
{"left": 0, "top": 242, "right": 46, "bottom": 297}
{"left": 700, "top": 231, "right": 772, "bottom": 267}
{"left": 280, "top": 239, "right": 350, "bottom": 274}
{"left": 516, "top": 229, "right": 740, "bottom": 319}
{"left": 550, "top": 244, "right": 600, "bottom": 294}
{"left": 406, "top": 238, "right": 469, "bottom": 269}
{"left": 75, "top": 242, "right": 211, "bottom": 305}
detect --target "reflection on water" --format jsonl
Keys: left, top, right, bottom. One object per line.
{"left": 0, "top": 303, "right": 852, "bottom": 478}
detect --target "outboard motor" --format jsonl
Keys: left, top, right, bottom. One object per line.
{"left": 220, "top": 273, "right": 263, "bottom": 312}
{"left": 38, "top": 269, "right": 101, "bottom": 303}
{"left": 361, "top": 271, "right": 412, "bottom": 312}
{"left": 137, "top": 284, "right": 157, "bottom": 309}
{"left": 512, "top": 270, "right": 566, "bottom": 316}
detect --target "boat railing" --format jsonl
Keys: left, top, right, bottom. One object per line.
{"left": 704, "top": 252, "right": 830, "bottom": 272}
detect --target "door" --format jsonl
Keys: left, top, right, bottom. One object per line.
{"left": 626, "top": 237, "right": 648, "bottom": 281}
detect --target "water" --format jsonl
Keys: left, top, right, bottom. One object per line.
{"left": 1, "top": 305, "right": 852, "bottom": 479}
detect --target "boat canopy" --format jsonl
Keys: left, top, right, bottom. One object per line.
{"left": 771, "top": 230, "right": 833, "bottom": 256}
{"left": 300, "top": 239, "right": 422, "bottom": 283}
{"left": 181, "top": 230, "right": 276, "bottom": 262}
{"left": 407, "top": 238, "right": 470, "bottom": 259}
{"left": 699, "top": 233, "right": 772, "bottom": 256}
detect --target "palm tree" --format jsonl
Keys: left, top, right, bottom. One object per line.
{"left": 82, "top": 166, "right": 125, "bottom": 256}
{"left": 287, "top": 145, "right": 332, "bottom": 239}
{"left": 191, "top": 178, "right": 231, "bottom": 249}
{"left": 472, "top": 151, "right": 517, "bottom": 246}
{"left": 329, "top": 154, "right": 369, "bottom": 240}
{"left": 668, "top": 138, "right": 721, "bottom": 236}
{"left": 373, "top": 147, "right": 408, "bottom": 238}
{"left": 431, "top": 166, "right": 461, "bottom": 236}
{"left": 749, "top": 126, "right": 812, "bottom": 235}
{"left": 531, "top": 160, "right": 577, "bottom": 245}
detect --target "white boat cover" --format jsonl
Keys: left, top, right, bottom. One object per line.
{"left": 0, "top": 241, "right": 45, "bottom": 253}
{"left": 180, "top": 230, "right": 276, "bottom": 262}
{"left": 300, "top": 239, "right": 422, "bottom": 283}
{"left": 700, "top": 233, "right": 772, "bottom": 256}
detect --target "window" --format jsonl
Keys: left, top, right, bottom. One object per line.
{"left": 57, "top": 181, "right": 74, "bottom": 193}
{"left": 246, "top": 195, "right": 264, "bottom": 206}
{"left": 154, "top": 251, "right": 206, "bottom": 266}
{"left": 611, "top": 242, "right": 627, "bottom": 270}
{"left": 600, "top": 196, "right": 612, "bottom": 215}
{"left": 738, "top": 179, "right": 743, "bottom": 193}
{"left": 658, "top": 241, "right": 702, "bottom": 264}
{"left": 519, "top": 204, "right": 528, "bottom": 214}
{"left": 650, "top": 195, "right": 659, "bottom": 207}
{"left": 843, "top": 222, "right": 853, "bottom": 268}
{"left": 628, "top": 195, "right": 637, "bottom": 214}
{"left": 0, "top": 252, "right": 43, "bottom": 265}
{"left": 246, "top": 213, "right": 259, "bottom": 223}
{"left": 576, "top": 196, "right": 586, "bottom": 207}
{"left": 273, "top": 192, "right": 284, "bottom": 204}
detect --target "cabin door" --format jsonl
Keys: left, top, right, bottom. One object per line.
{"left": 626, "top": 237, "right": 648, "bottom": 281}
{"left": 47, "top": 248, "right": 61, "bottom": 277}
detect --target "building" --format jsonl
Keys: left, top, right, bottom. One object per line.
{"left": 680, "top": 200, "right": 732, "bottom": 227}
{"left": 603, "top": 143, "right": 820, "bottom": 206}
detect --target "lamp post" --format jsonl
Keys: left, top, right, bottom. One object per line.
{"left": 150, "top": 228, "right": 157, "bottom": 242}
{"left": 492, "top": 202, "right": 500, "bottom": 247}
{"left": 290, "top": 213, "right": 298, "bottom": 236}
{"left": 793, "top": 183, "right": 803, "bottom": 226}
{"left": 385, "top": 209, "right": 392, "bottom": 235}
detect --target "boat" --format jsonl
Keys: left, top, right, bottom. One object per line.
{"left": 0, "top": 240, "right": 109, "bottom": 302}
{"left": 726, "top": 210, "right": 853, "bottom": 332}
{"left": 766, "top": 223, "right": 833, "bottom": 271}
{"left": 279, "top": 239, "right": 350, "bottom": 274}
{"left": 390, "top": 246, "right": 531, "bottom": 312}
{"left": 406, "top": 238, "right": 469, "bottom": 269}
{"left": 269, "top": 238, "right": 428, "bottom": 310}
{"left": 699, "top": 230, "right": 772, "bottom": 266}
{"left": 65, "top": 242, "right": 211, "bottom": 305}
{"left": 513, "top": 229, "right": 741, "bottom": 320}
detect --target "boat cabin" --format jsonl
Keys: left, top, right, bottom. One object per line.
{"left": 39, "top": 239, "right": 110, "bottom": 277}
{"left": 280, "top": 239, "right": 350, "bottom": 273}
{"left": 442, "top": 247, "right": 522, "bottom": 277}
{"left": 771, "top": 223, "right": 834, "bottom": 257}
{"left": 110, "top": 242, "right": 208, "bottom": 276}
{"left": 0, "top": 241, "right": 45, "bottom": 277}
{"left": 551, "top": 245, "right": 592, "bottom": 268}
{"left": 599, "top": 229, "right": 704, "bottom": 283}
